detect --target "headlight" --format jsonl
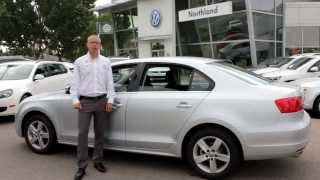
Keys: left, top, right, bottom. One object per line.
{"left": 0, "top": 89, "right": 13, "bottom": 99}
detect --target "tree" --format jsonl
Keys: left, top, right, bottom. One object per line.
{"left": 0, "top": 0, "right": 96, "bottom": 61}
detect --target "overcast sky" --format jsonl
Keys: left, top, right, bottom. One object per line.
{"left": 95, "top": 0, "right": 111, "bottom": 6}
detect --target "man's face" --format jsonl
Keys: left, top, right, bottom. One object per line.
{"left": 86, "top": 35, "right": 101, "bottom": 57}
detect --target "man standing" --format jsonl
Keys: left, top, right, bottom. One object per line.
{"left": 71, "top": 34, "right": 115, "bottom": 180}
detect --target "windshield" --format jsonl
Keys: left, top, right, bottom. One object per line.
{"left": 209, "top": 62, "right": 272, "bottom": 85}
{"left": 287, "top": 57, "right": 313, "bottom": 70}
{"left": 0, "top": 64, "right": 34, "bottom": 80}
{"left": 272, "top": 57, "right": 293, "bottom": 67}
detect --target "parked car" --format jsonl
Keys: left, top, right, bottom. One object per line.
{"left": 290, "top": 77, "right": 320, "bottom": 115}
{"left": 0, "top": 56, "right": 32, "bottom": 63}
{"left": 0, "top": 60, "right": 73, "bottom": 117}
{"left": 262, "top": 56, "right": 320, "bottom": 82}
{"left": 15, "top": 57, "right": 310, "bottom": 179}
{"left": 254, "top": 54, "right": 306, "bottom": 75}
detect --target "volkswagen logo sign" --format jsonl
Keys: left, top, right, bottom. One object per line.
{"left": 150, "top": 10, "right": 161, "bottom": 27}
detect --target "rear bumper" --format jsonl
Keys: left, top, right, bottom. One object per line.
{"left": 243, "top": 111, "right": 311, "bottom": 160}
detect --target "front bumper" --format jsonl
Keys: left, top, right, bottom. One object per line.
{"left": 0, "top": 97, "right": 17, "bottom": 116}
{"left": 243, "top": 111, "right": 311, "bottom": 160}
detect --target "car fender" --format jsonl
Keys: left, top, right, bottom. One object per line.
{"left": 16, "top": 101, "right": 60, "bottom": 138}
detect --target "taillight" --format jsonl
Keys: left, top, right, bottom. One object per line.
{"left": 275, "top": 96, "right": 303, "bottom": 113}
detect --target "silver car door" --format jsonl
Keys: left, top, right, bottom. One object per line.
{"left": 125, "top": 63, "right": 212, "bottom": 149}
{"left": 60, "top": 64, "right": 138, "bottom": 147}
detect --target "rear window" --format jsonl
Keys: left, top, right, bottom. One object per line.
{"left": 209, "top": 62, "right": 271, "bottom": 85}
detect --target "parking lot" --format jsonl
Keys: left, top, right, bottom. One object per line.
{"left": 0, "top": 115, "right": 318, "bottom": 180}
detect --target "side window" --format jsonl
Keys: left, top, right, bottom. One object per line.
{"left": 34, "top": 65, "right": 49, "bottom": 77}
{"left": 139, "top": 64, "right": 193, "bottom": 91}
{"left": 46, "top": 64, "right": 68, "bottom": 76}
{"left": 190, "top": 71, "right": 211, "bottom": 91}
{"left": 112, "top": 65, "right": 137, "bottom": 92}
{"left": 308, "top": 60, "right": 320, "bottom": 72}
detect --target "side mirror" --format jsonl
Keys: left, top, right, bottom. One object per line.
{"left": 34, "top": 74, "right": 45, "bottom": 81}
{"left": 309, "top": 66, "right": 319, "bottom": 72}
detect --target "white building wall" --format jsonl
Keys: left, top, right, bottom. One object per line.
{"left": 137, "top": 0, "right": 176, "bottom": 58}
{"left": 285, "top": 2, "right": 320, "bottom": 49}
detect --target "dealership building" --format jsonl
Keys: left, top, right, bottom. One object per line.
{"left": 95, "top": 0, "right": 320, "bottom": 67}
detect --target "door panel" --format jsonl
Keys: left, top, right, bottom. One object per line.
{"left": 125, "top": 63, "right": 212, "bottom": 149}
{"left": 125, "top": 91, "right": 208, "bottom": 149}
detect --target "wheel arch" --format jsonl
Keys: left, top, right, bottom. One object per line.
{"left": 21, "top": 111, "right": 56, "bottom": 138}
{"left": 181, "top": 123, "right": 244, "bottom": 161}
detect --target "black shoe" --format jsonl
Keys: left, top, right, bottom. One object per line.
{"left": 94, "top": 162, "right": 107, "bottom": 173}
{"left": 74, "top": 168, "right": 86, "bottom": 180}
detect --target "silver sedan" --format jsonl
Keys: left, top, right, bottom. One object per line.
{"left": 15, "top": 57, "right": 310, "bottom": 179}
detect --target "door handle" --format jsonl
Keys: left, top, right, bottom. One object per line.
{"left": 176, "top": 102, "right": 193, "bottom": 108}
{"left": 112, "top": 103, "right": 123, "bottom": 110}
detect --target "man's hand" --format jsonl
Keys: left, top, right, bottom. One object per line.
{"left": 73, "top": 102, "right": 82, "bottom": 110}
{"left": 106, "top": 103, "right": 113, "bottom": 112}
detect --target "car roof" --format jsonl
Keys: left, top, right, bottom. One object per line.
{"left": 112, "top": 56, "right": 221, "bottom": 66}
{"left": 0, "top": 60, "right": 69, "bottom": 66}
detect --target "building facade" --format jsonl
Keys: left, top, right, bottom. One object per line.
{"left": 95, "top": 0, "right": 320, "bottom": 68}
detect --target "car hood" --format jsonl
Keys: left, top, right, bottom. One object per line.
{"left": 0, "top": 80, "right": 28, "bottom": 91}
{"left": 253, "top": 67, "right": 280, "bottom": 75}
{"left": 262, "top": 69, "right": 298, "bottom": 77}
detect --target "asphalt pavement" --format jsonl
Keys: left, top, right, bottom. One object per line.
{"left": 0, "top": 115, "right": 319, "bottom": 180}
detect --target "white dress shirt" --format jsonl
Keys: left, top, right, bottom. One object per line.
{"left": 70, "top": 53, "right": 115, "bottom": 104}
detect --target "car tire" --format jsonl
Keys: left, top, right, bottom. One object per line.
{"left": 313, "top": 96, "right": 320, "bottom": 117}
{"left": 20, "top": 94, "right": 31, "bottom": 103}
{"left": 186, "top": 128, "right": 241, "bottom": 179}
{"left": 24, "top": 114, "right": 57, "bottom": 154}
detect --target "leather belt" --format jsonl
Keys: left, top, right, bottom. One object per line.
{"left": 79, "top": 94, "right": 106, "bottom": 100}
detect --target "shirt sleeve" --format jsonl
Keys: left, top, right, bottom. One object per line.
{"left": 70, "top": 60, "right": 80, "bottom": 104}
{"left": 106, "top": 62, "right": 116, "bottom": 104}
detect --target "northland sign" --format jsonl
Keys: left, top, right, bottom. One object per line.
{"left": 178, "top": 1, "right": 232, "bottom": 22}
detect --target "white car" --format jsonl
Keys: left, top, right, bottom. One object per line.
{"left": 290, "top": 77, "right": 320, "bottom": 115}
{"left": 262, "top": 56, "right": 320, "bottom": 82}
{"left": 0, "top": 61, "right": 73, "bottom": 117}
{"left": 15, "top": 57, "right": 310, "bottom": 179}
{"left": 253, "top": 54, "right": 312, "bottom": 75}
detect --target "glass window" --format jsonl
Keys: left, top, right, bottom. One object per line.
{"left": 179, "top": 19, "right": 210, "bottom": 43}
{"left": 116, "top": 30, "right": 137, "bottom": 49}
{"left": 256, "top": 41, "right": 275, "bottom": 65}
{"left": 287, "top": 57, "right": 313, "bottom": 70}
{"left": 190, "top": 0, "right": 206, "bottom": 8}
{"left": 180, "top": 44, "right": 212, "bottom": 58}
{"left": 190, "top": 71, "right": 211, "bottom": 91}
{"left": 250, "top": 0, "right": 275, "bottom": 13}
{"left": 253, "top": 12, "right": 275, "bottom": 40}
{"left": 210, "top": 12, "right": 248, "bottom": 42}
{"left": 275, "top": 0, "right": 283, "bottom": 15}
{"left": 112, "top": 65, "right": 137, "bottom": 92}
{"left": 46, "top": 64, "right": 67, "bottom": 76}
{"left": 139, "top": 65, "right": 194, "bottom": 91}
{"left": 0, "top": 64, "right": 34, "bottom": 80}
{"left": 35, "top": 65, "right": 49, "bottom": 77}
{"left": 119, "top": 49, "right": 138, "bottom": 58}
{"left": 276, "top": 43, "right": 283, "bottom": 57}
{"left": 276, "top": 16, "right": 283, "bottom": 41}
{"left": 213, "top": 41, "right": 251, "bottom": 67}
{"left": 207, "top": 0, "right": 246, "bottom": 12}
{"left": 211, "top": 62, "right": 271, "bottom": 84}
{"left": 113, "top": 8, "right": 137, "bottom": 30}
